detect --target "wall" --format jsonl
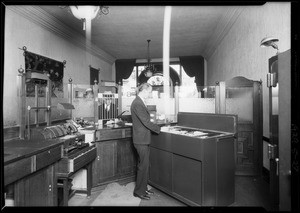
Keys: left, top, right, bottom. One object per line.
{"left": 206, "top": 2, "right": 290, "bottom": 137}
{"left": 206, "top": 2, "right": 291, "bottom": 169}
{"left": 3, "top": 8, "right": 114, "bottom": 128}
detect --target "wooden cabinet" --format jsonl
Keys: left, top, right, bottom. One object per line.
{"left": 4, "top": 157, "right": 33, "bottom": 186}
{"left": 149, "top": 147, "right": 172, "bottom": 191}
{"left": 116, "top": 137, "right": 136, "bottom": 175}
{"left": 13, "top": 164, "right": 57, "bottom": 206}
{"left": 149, "top": 113, "right": 236, "bottom": 206}
{"left": 92, "top": 127, "right": 137, "bottom": 186}
{"left": 36, "top": 145, "right": 62, "bottom": 170}
{"left": 93, "top": 140, "right": 117, "bottom": 185}
{"left": 4, "top": 139, "right": 63, "bottom": 206}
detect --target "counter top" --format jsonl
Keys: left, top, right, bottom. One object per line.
{"left": 83, "top": 122, "right": 133, "bottom": 131}
{"left": 4, "top": 138, "right": 64, "bottom": 165}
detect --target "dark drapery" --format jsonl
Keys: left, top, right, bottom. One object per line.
{"left": 179, "top": 56, "right": 204, "bottom": 90}
{"left": 115, "top": 59, "right": 136, "bottom": 85}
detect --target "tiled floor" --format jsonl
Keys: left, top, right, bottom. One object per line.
{"left": 68, "top": 175, "right": 272, "bottom": 209}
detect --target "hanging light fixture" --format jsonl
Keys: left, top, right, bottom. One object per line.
{"left": 144, "top": 39, "right": 156, "bottom": 78}
{"left": 69, "top": 5, "right": 109, "bottom": 30}
{"left": 260, "top": 36, "right": 279, "bottom": 54}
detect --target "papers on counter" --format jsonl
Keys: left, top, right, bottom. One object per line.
{"left": 161, "top": 126, "right": 170, "bottom": 132}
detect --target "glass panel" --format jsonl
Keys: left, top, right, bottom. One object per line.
{"left": 178, "top": 85, "right": 216, "bottom": 113}
{"left": 72, "top": 83, "right": 95, "bottom": 119}
{"left": 146, "top": 91, "right": 176, "bottom": 123}
{"left": 24, "top": 82, "right": 72, "bottom": 125}
{"left": 121, "top": 85, "right": 177, "bottom": 123}
{"left": 225, "top": 86, "right": 253, "bottom": 122}
{"left": 179, "top": 98, "right": 215, "bottom": 114}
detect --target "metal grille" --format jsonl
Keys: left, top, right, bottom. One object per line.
{"left": 97, "top": 93, "right": 118, "bottom": 120}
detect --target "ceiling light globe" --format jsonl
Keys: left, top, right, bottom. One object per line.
{"left": 70, "top": 6, "right": 100, "bottom": 20}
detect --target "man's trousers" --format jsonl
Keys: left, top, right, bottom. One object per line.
{"left": 133, "top": 144, "right": 150, "bottom": 196}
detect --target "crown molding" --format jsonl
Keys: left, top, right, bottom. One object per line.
{"left": 203, "top": 6, "right": 244, "bottom": 60}
{"left": 7, "top": 5, "right": 116, "bottom": 64}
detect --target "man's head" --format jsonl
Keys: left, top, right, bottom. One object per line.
{"left": 137, "top": 83, "right": 152, "bottom": 99}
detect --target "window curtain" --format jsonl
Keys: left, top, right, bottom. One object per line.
{"left": 115, "top": 59, "right": 136, "bottom": 85}
{"left": 179, "top": 56, "right": 204, "bottom": 91}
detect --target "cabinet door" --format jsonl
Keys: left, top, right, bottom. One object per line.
{"left": 14, "top": 165, "right": 56, "bottom": 206}
{"left": 116, "top": 138, "right": 137, "bottom": 176}
{"left": 92, "top": 141, "right": 117, "bottom": 186}
{"left": 172, "top": 154, "right": 202, "bottom": 205}
{"left": 149, "top": 147, "right": 172, "bottom": 191}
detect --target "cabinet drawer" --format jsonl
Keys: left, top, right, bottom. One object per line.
{"left": 36, "top": 145, "right": 62, "bottom": 170}
{"left": 70, "top": 146, "right": 97, "bottom": 172}
{"left": 96, "top": 129, "right": 124, "bottom": 141}
{"left": 4, "top": 157, "right": 33, "bottom": 186}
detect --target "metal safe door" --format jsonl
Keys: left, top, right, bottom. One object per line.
{"left": 267, "top": 50, "right": 291, "bottom": 211}
{"left": 268, "top": 55, "right": 279, "bottom": 210}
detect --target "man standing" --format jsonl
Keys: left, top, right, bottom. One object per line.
{"left": 130, "top": 83, "right": 161, "bottom": 200}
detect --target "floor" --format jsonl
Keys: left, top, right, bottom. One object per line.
{"left": 68, "top": 175, "right": 272, "bottom": 209}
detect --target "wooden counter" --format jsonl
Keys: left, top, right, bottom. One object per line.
{"left": 149, "top": 113, "right": 237, "bottom": 206}
{"left": 4, "top": 138, "right": 64, "bottom": 206}
{"left": 84, "top": 123, "right": 137, "bottom": 187}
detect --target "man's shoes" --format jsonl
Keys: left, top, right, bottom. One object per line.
{"left": 133, "top": 193, "right": 150, "bottom": 200}
{"left": 145, "top": 190, "right": 154, "bottom": 195}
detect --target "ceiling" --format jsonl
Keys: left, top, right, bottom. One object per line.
{"left": 38, "top": 5, "right": 243, "bottom": 60}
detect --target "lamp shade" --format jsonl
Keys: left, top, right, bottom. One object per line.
{"left": 70, "top": 6, "right": 100, "bottom": 20}
{"left": 260, "top": 37, "right": 279, "bottom": 48}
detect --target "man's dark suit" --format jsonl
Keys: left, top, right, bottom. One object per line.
{"left": 130, "top": 95, "right": 160, "bottom": 196}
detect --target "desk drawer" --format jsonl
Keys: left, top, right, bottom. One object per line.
{"left": 96, "top": 129, "right": 122, "bottom": 141}
{"left": 69, "top": 146, "right": 97, "bottom": 172}
{"left": 36, "top": 145, "right": 62, "bottom": 170}
{"left": 96, "top": 128, "right": 132, "bottom": 141}
{"left": 4, "top": 157, "right": 32, "bottom": 186}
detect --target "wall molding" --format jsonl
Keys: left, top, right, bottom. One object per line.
{"left": 203, "top": 7, "right": 244, "bottom": 60}
{"left": 7, "top": 5, "right": 116, "bottom": 64}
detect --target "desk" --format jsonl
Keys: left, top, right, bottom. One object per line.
{"left": 84, "top": 124, "right": 136, "bottom": 186}
{"left": 56, "top": 145, "right": 97, "bottom": 206}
